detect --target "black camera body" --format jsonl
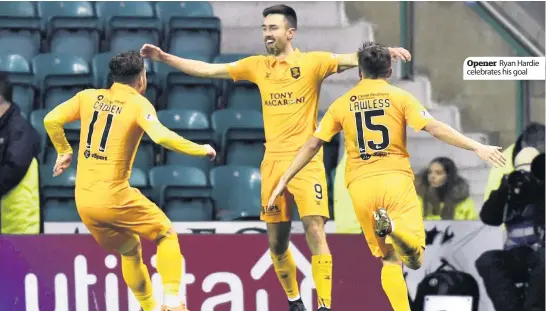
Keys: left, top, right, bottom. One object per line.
{"left": 506, "top": 153, "right": 545, "bottom": 206}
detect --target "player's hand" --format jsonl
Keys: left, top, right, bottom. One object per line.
{"left": 53, "top": 153, "right": 73, "bottom": 177}
{"left": 267, "top": 178, "right": 288, "bottom": 209}
{"left": 140, "top": 44, "right": 165, "bottom": 62}
{"left": 474, "top": 144, "right": 506, "bottom": 168}
{"left": 203, "top": 144, "right": 216, "bottom": 161}
{"left": 388, "top": 47, "right": 412, "bottom": 62}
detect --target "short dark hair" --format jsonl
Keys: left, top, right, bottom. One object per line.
{"left": 0, "top": 72, "right": 13, "bottom": 103}
{"left": 357, "top": 41, "right": 391, "bottom": 79}
{"left": 108, "top": 51, "right": 144, "bottom": 85}
{"left": 263, "top": 5, "right": 297, "bottom": 29}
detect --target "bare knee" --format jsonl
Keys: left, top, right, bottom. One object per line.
{"left": 302, "top": 216, "right": 329, "bottom": 254}
{"left": 303, "top": 216, "right": 326, "bottom": 240}
{"left": 267, "top": 222, "right": 291, "bottom": 255}
{"left": 269, "top": 239, "right": 289, "bottom": 255}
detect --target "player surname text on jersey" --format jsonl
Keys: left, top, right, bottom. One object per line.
{"left": 349, "top": 98, "right": 391, "bottom": 111}
{"left": 93, "top": 101, "right": 123, "bottom": 114}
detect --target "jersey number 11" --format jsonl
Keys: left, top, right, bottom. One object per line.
{"left": 86, "top": 110, "right": 114, "bottom": 153}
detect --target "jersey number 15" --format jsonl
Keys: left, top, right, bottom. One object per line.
{"left": 354, "top": 110, "right": 390, "bottom": 160}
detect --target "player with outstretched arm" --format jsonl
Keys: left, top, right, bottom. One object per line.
{"left": 266, "top": 42, "right": 506, "bottom": 311}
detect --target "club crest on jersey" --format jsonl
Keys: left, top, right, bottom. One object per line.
{"left": 290, "top": 67, "right": 301, "bottom": 79}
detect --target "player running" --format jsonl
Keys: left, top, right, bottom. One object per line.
{"left": 141, "top": 5, "right": 410, "bottom": 311}
{"left": 44, "top": 51, "right": 216, "bottom": 311}
{"left": 266, "top": 41, "right": 506, "bottom": 311}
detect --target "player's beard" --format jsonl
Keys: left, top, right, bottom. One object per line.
{"left": 265, "top": 41, "right": 282, "bottom": 56}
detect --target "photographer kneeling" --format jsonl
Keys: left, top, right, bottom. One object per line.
{"left": 475, "top": 123, "right": 545, "bottom": 311}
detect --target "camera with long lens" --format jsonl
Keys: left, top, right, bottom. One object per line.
{"left": 506, "top": 153, "right": 545, "bottom": 206}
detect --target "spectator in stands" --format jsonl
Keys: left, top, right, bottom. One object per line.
{"left": 415, "top": 157, "right": 477, "bottom": 220}
{"left": 0, "top": 73, "right": 41, "bottom": 234}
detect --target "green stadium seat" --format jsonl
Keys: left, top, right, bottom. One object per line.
{"left": 211, "top": 109, "right": 265, "bottom": 163}
{"left": 43, "top": 199, "right": 81, "bottom": 222}
{"left": 0, "top": 55, "right": 35, "bottom": 117}
{"left": 163, "top": 75, "right": 217, "bottom": 115}
{"left": 149, "top": 165, "right": 213, "bottom": 219}
{"left": 157, "top": 109, "right": 213, "bottom": 143}
{"left": 95, "top": 1, "right": 160, "bottom": 54}
{"left": 225, "top": 84, "right": 262, "bottom": 111}
{"left": 32, "top": 53, "right": 91, "bottom": 110}
{"left": 0, "top": 1, "right": 36, "bottom": 19}
{"left": 133, "top": 144, "right": 155, "bottom": 172}
{"left": 38, "top": 2, "right": 99, "bottom": 62}
{"left": 129, "top": 167, "right": 151, "bottom": 198}
{"left": 40, "top": 166, "right": 77, "bottom": 199}
{"left": 155, "top": 2, "right": 213, "bottom": 23}
{"left": 164, "top": 151, "right": 213, "bottom": 175}
{"left": 163, "top": 200, "right": 213, "bottom": 221}
{"left": 0, "top": 2, "right": 41, "bottom": 62}
{"left": 210, "top": 165, "right": 261, "bottom": 220}
{"left": 166, "top": 16, "right": 221, "bottom": 61}
{"left": 225, "top": 143, "right": 264, "bottom": 168}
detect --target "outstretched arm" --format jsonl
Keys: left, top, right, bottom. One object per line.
{"left": 140, "top": 44, "right": 231, "bottom": 79}
{"left": 145, "top": 122, "right": 215, "bottom": 158}
{"left": 136, "top": 100, "right": 216, "bottom": 159}
{"left": 266, "top": 137, "right": 325, "bottom": 207}
{"left": 423, "top": 119, "right": 506, "bottom": 167}
{"left": 403, "top": 93, "right": 506, "bottom": 168}
{"left": 336, "top": 47, "right": 412, "bottom": 72}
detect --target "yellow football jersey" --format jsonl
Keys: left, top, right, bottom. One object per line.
{"left": 314, "top": 79, "right": 434, "bottom": 186}
{"left": 226, "top": 49, "right": 340, "bottom": 160}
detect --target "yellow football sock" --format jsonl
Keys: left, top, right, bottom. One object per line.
{"left": 156, "top": 233, "right": 183, "bottom": 306}
{"left": 389, "top": 221, "right": 424, "bottom": 268}
{"left": 381, "top": 264, "right": 411, "bottom": 311}
{"left": 271, "top": 249, "right": 300, "bottom": 300}
{"left": 312, "top": 254, "right": 333, "bottom": 309}
{"left": 121, "top": 250, "right": 157, "bottom": 311}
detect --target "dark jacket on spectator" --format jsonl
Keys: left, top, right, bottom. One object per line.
{"left": 0, "top": 103, "right": 40, "bottom": 196}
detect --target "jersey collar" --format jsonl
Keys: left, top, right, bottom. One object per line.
{"left": 270, "top": 48, "right": 302, "bottom": 66}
